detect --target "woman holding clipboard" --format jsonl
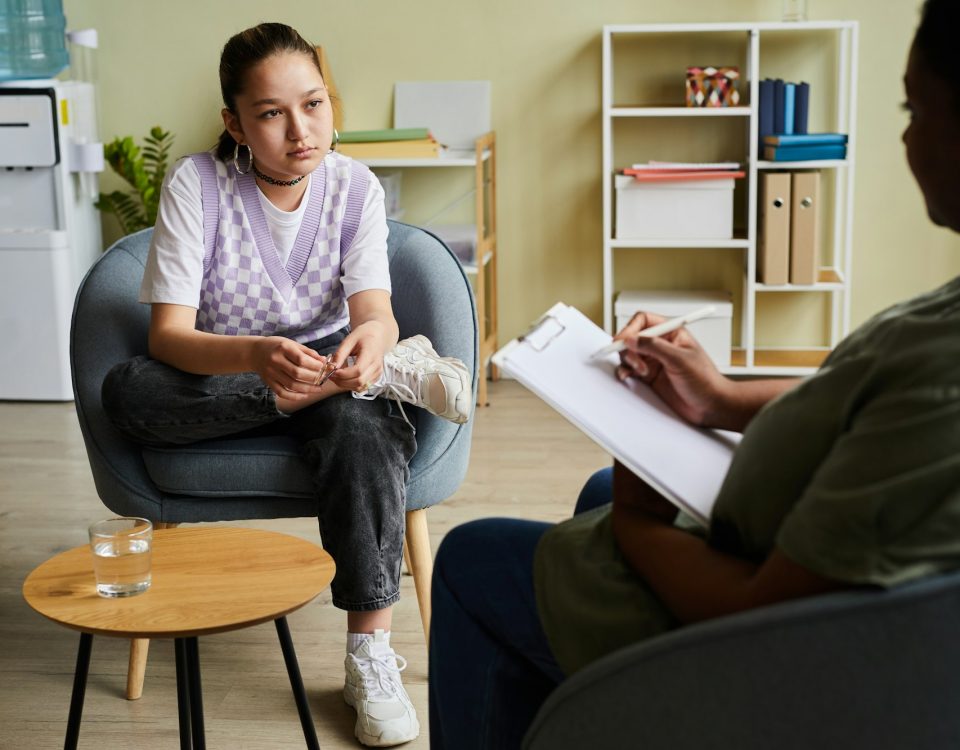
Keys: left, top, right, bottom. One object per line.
{"left": 429, "top": 2, "right": 960, "bottom": 747}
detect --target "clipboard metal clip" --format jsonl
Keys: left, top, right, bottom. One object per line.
{"left": 518, "top": 312, "right": 566, "bottom": 352}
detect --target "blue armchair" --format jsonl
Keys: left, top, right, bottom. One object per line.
{"left": 524, "top": 570, "right": 960, "bottom": 749}
{"left": 71, "top": 220, "right": 477, "bottom": 698}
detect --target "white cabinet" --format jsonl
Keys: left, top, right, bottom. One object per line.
{"left": 602, "top": 21, "right": 859, "bottom": 375}
{"left": 359, "top": 132, "right": 498, "bottom": 403}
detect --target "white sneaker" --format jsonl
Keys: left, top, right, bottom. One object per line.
{"left": 355, "top": 335, "right": 472, "bottom": 424}
{"left": 343, "top": 630, "right": 420, "bottom": 747}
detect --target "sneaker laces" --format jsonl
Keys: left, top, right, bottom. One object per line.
{"left": 347, "top": 650, "right": 409, "bottom": 702}
{"left": 355, "top": 361, "right": 426, "bottom": 432}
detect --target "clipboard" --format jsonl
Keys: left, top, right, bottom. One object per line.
{"left": 492, "top": 303, "right": 740, "bottom": 526}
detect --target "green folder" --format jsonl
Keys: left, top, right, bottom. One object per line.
{"left": 339, "top": 128, "right": 431, "bottom": 143}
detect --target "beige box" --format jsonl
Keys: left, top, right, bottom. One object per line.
{"left": 615, "top": 290, "right": 733, "bottom": 368}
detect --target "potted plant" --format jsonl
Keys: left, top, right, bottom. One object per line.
{"left": 95, "top": 126, "right": 174, "bottom": 235}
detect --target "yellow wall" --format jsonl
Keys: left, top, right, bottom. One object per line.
{"left": 64, "top": 0, "right": 960, "bottom": 342}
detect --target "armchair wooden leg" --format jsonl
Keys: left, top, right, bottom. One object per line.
{"left": 126, "top": 521, "right": 177, "bottom": 700}
{"left": 402, "top": 543, "right": 413, "bottom": 576}
{"left": 404, "top": 509, "right": 433, "bottom": 646}
{"left": 126, "top": 638, "right": 149, "bottom": 700}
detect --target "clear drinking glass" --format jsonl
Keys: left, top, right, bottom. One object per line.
{"left": 88, "top": 517, "right": 153, "bottom": 597}
{"left": 782, "top": 0, "right": 808, "bottom": 21}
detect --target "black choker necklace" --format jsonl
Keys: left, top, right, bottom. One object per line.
{"left": 252, "top": 164, "right": 306, "bottom": 187}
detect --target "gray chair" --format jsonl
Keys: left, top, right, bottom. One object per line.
{"left": 524, "top": 569, "right": 960, "bottom": 749}
{"left": 71, "top": 220, "right": 477, "bottom": 698}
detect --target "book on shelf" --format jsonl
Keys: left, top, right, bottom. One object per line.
{"left": 758, "top": 172, "right": 791, "bottom": 285}
{"left": 337, "top": 138, "right": 441, "bottom": 159}
{"left": 773, "top": 79, "right": 786, "bottom": 134}
{"left": 790, "top": 171, "right": 821, "bottom": 285}
{"left": 758, "top": 79, "right": 775, "bottom": 145}
{"left": 763, "top": 143, "right": 847, "bottom": 162}
{"left": 764, "top": 133, "right": 848, "bottom": 146}
{"left": 623, "top": 169, "right": 745, "bottom": 182}
{"left": 623, "top": 161, "right": 743, "bottom": 182}
{"left": 784, "top": 83, "right": 796, "bottom": 136}
{"left": 794, "top": 82, "right": 810, "bottom": 135}
{"left": 338, "top": 127, "right": 432, "bottom": 143}
{"left": 630, "top": 161, "right": 741, "bottom": 171}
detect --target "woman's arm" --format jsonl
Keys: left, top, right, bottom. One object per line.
{"left": 326, "top": 289, "right": 399, "bottom": 392}
{"left": 610, "top": 462, "right": 848, "bottom": 624}
{"left": 148, "top": 303, "right": 328, "bottom": 402}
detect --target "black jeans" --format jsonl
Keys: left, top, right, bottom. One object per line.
{"left": 101, "top": 328, "right": 417, "bottom": 612}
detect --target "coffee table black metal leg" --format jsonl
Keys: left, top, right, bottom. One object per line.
{"left": 185, "top": 637, "right": 206, "bottom": 750}
{"left": 275, "top": 617, "right": 320, "bottom": 750}
{"left": 175, "top": 638, "right": 192, "bottom": 750}
{"left": 64, "top": 632, "right": 93, "bottom": 750}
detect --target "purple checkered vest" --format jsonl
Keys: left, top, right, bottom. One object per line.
{"left": 189, "top": 150, "right": 370, "bottom": 343}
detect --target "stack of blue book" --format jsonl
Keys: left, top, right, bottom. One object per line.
{"left": 762, "top": 133, "right": 848, "bottom": 162}
{"left": 759, "top": 78, "right": 809, "bottom": 139}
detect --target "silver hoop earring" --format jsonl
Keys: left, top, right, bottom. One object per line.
{"left": 329, "top": 128, "right": 339, "bottom": 152}
{"left": 233, "top": 143, "right": 253, "bottom": 175}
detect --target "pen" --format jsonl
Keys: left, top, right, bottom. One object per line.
{"left": 588, "top": 305, "right": 717, "bottom": 360}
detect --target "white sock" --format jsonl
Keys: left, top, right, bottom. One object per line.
{"left": 347, "top": 630, "right": 391, "bottom": 654}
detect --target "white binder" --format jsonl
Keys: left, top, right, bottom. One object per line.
{"left": 493, "top": 303, "right": 740, "bottom": 526}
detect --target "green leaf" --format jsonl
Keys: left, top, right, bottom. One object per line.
{"left": 95, "top": 126, "right": 175, "bottom": 232}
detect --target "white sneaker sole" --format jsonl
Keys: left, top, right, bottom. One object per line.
{"left": 344, "top": 688, "right": 421, "bottom": 747}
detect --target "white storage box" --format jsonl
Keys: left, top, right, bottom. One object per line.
{"left": 615, "top": 290, "right": 733, "bottom": 368}
{"left": 614, "top": 174, "right": 734, "bottom": 240}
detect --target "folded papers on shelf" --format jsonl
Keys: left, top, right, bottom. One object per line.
{"left": 622, "top": 161, "right": 745, "bottom": 182}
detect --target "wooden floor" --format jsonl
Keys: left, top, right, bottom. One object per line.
{"left": 0, "top": 381, "right": 607, "bottom": 749}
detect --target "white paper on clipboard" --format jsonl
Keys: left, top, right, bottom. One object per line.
{"left": 492, "top": 303, "right": 740, "bottom": 526}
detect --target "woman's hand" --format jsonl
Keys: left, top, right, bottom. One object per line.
{"left": 250, "top": 336, "right": 328, "bottom": 402}
{"left": 614, "top": 311, "right": 733, "bottom": 428}
{"left": 327, "top": 320, "right": 392, "bottom": 392}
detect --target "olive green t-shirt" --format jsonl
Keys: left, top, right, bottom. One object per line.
{"left": 535, "top": 277, "right": 960, "bottom": 675}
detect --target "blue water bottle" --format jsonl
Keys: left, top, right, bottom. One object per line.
{"left": 0, "top": 0, "right": 69, "bottom": 80}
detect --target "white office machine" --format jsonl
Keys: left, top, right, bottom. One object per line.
{"left": 0, "top": 79, "right": 103, "bottom": 400}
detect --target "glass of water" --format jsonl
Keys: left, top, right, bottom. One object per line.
{"left": 88, "top": 517, "right": 153, "bottom": 597}
{"left": 782, "top": 0, "right": 807, "bottom": 21}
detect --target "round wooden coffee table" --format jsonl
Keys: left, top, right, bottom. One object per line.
{"left": 23, "top": 526, "right": 335, "bottom": 750}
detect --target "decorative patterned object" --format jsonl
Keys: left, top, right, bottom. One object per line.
{"left": 685, "top": 66, "right": 741, "bottom": 107}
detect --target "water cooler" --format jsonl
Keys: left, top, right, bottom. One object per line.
{"left": 0, "top": 19, "right": 104, "bottom": 399}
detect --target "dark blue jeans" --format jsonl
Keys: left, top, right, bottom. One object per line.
{"left": 101, "top": 328, "right": 417, "bottom": 612}
{"left": 429, "top": 467, "right": 613, "bottom": 749}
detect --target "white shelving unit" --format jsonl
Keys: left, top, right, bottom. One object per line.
{"left": 602, "top": 21, "right": 859, "bottom": 375}
{"left": 358, "top": 132, "right": 499, "bottom": 403}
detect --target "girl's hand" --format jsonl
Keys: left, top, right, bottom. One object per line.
{"left": 614, "top": 311, "right": 733, "bottom": 427}
{"left": 251, "top": 336, "right": 328, "bottom": 401}
{"left": 327, "top": 320, "right": 391, "bottom": 392}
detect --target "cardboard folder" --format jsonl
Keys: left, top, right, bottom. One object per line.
{"left": 790, "top": 171, "right": 821, "bottom": 285}
{"left": 758, "top": 172, "right": 791, "bottom": 285}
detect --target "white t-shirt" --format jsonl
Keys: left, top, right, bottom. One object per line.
{"left": 140, "top": 156, "right": 391, "bottom": 308}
